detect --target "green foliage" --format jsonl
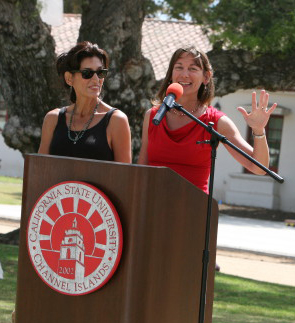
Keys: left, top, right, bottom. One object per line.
{"left": 161, "top": 0, "right": 295, "bottom": 54}
{"left": 63, "top": 0, "right": 83, "bottom": 13}
{"left": 48, "top": 0, "right": 295, "bottom": 54}
{"left": 145, "top": 0, "right": 163, "bottom": 17}
{"left": 156, "top": 0, "right": 213, "bottom": 20}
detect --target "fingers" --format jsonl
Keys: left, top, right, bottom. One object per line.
{"left": 253, "top": 90, "right": 272, "bottom": 111}
{"left": 258, "top": 89, "right": 270, "bottom": 110}
{"left": 237, "top": 106, "right": 248, "bottom": 118}
{"left": 262, "top": 91, "right": 269, "bottom": 108}
{"left": 252, "top": 90, "right": 277, "bottom": 115}
{"left": 252, "top": 91, "right": 257, "bottom": 109}
{"left": 267, "top": 102, "right": 277, "bottom": 114}
{"left": 258, "top": 90, "right": 265, "bottom": 108}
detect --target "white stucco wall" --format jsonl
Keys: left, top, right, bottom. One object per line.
{"left": 0, "top": 135, "right": 24, "bottom": 178}
{"left": 213, "top": 90, "right": 295, "bottom": 212}
{"left": 272, "top": 91, "right": 295, "bottom": 212}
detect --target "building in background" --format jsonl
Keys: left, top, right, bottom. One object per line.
{"left": 0, "top": 3, "right": 294, "bottom": 212}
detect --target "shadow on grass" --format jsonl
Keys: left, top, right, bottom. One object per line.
{"left": 213, "top": 273, "right": 295, "bottom": 322}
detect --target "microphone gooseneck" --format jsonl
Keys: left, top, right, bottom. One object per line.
{"left": 152, "top": 83, "right": 183, "bottom": 126}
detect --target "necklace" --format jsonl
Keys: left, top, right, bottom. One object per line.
{"left": 67, "top": 103, "right": 98, "bottom": 144}
{"left": 170, "top": 104, "right": 205, "bottom": 116}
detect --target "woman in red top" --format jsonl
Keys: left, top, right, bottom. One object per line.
{"left": 138, "top": 46, "right": 277, "bottom": 194}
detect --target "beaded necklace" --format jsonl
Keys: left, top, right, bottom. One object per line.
{"left": 170, "top": 104, "right": 206, "bottom": 116}
{"left": 67, "top": 103, "right": 98, "bottom": 144}
{"left": 170, "top": 106, "right": 199, "bottom": 116}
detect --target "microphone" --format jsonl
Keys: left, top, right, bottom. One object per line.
{"left": 152, "top": 83, "right": 183, "bottom": 126}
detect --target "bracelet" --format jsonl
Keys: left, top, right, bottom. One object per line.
{"left": 252, "top": 129, "right": 266, "bottom": 139}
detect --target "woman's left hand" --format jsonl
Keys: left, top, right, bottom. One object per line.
{"left": 237, "top": 90, "right": 277, "bottom": 135}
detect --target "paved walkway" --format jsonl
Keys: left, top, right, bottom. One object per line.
{"left": 217, "top": 214, "right": 295, "bottom": 258}
{"left": 0, "top": 204, "right": 21, "bottom": 222}
{"left": 1, "top": 204, "right": 295, "bottom": 286}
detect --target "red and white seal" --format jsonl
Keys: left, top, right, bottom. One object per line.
{"left": 27, "top": 181, "right": 123, "bottom": 296}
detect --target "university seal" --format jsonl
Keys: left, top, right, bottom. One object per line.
{"left": 27, "top": 181, "right": 123, "bottom": 295}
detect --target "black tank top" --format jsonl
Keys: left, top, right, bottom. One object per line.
{"left": 49, "top": 107, "right": 116, "bottom": 161}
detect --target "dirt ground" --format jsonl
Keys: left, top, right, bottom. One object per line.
{"left": 216, "top": 248, "right": 295, "bottom": 287}
{"left": 0, "top": 219, "right": 20, "bottom": 234}
{"left": 219, "top": 203, "right": 295, "bottom": 222}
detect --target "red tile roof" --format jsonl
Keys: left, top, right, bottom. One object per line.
{"left": 51, "top": 14, "right": 212, "bottom": 80}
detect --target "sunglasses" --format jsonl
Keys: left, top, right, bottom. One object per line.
{"left": 71, "top": 68, "right": 108, "bottom": 79}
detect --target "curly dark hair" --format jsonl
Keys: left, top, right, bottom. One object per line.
{"left": 56, "top": 41, "right": 109, "bottom": 103}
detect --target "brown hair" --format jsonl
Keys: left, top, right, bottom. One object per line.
{"left": 153, "top": 46, "right": 214, "bottom": 106}
{"left": 56, "top": 41, "right": 109, "bottom": 103}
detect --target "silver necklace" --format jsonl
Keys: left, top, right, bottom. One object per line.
{"left": 67, "top": 103, "right": 98, "bottom": 144}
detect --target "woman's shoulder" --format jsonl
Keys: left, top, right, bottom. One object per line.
{"left": 206, "top": 105, "right": 226, "bottom": 118}
{"left": 100, "top": 104, "right": 129, "bottom": 131}
{"left": 43, "top": 107, "right": 68, "bottom": 127}
{"left": 44, "top": 108, "right": 62, "bottom": 121}
{"left": 100, "top": 102, "right": 126, "bottom": 120}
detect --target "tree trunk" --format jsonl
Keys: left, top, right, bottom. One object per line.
{"left": 2, "top": 0, "right": 295, "bottom": 157}
{"left": 0, "top": 0, "right": 65, "bottom": 154}
{"left": 78, "top": 0, "right": 156, "bottom": 158}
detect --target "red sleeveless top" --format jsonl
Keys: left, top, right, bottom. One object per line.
{"left": 148, "top": 106, "right": 225, "bottom": 193}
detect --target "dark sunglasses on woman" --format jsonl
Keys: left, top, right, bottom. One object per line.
{"left": 71, "top": 68, "right": 108, "bottom": 79}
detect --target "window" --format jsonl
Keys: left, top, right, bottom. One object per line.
{"left": 0, "top": 110, "right": 6, "bottom": 132}
{"left": 246, "top": 115, "right": 284, "bottom": 173}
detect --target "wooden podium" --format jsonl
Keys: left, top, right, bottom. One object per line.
{"left": 15, "top": 154, "right": 219, "bottom": 323}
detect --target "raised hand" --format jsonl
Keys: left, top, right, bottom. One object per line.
{"left": 237, "top": 90, "right": 277, "bottom": 134}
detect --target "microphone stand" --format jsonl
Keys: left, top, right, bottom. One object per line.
{"left": 171, "top": 102, "right": 284, "bottom": 323}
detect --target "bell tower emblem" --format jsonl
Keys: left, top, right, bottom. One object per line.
{"left": 27, "top": 181, "right": 123, "bottom": 295}
{"left": 58, "top": 218, "right": 85, "bottom": 282}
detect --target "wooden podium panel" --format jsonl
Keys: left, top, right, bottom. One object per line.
{"left": 15, "top": 154, "right": 218, "bottom": 323}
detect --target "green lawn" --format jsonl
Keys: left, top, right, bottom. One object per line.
{"left": 0, "top": 244, "right": 18, "bottom": 323}
{"left": 0, "top": 244, "right": 294, "bottom": 323}
{"left": 0, "top": 176, "right": 23, "bottom": 205}
{"left": 213, "top": 273, "right": 295, "bottom": 323}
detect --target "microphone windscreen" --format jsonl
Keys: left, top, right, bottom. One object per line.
{"left": 166, "top": 83, "right": 183, "bottom": 101}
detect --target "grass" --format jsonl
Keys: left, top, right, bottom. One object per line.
{"left": 0, "top": 244, "right": 294, "bottom": 323}
{"left": 213, "top": 273, "right": 295, "bottom": 323}
{"left": 0, "top": 244, "right": 18, "bottom": 323}
{"left": 0, "top": 176, "right": 23, "bottom": 205}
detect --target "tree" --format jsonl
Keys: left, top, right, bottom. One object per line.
{"left": 63, "top": 0, "right": 82, "bottom": 13}
{"left": 0, "top": 0, "right": 156, "bottom": 157}
{"left": 1, "top": 0, "right": 295, "bottom": 157}
{"left": 0, "top": 0, "right": 66, "bottom": 154}
{"left": 78, "top": 0, "right": 156, "bottom": 156}
{"left": 156, "top": 0, "right": 295, "bottom": 95}
{"left": 159, "top": 0, "right": 295, "bottom": 54}
{"left": 63, "top": 0, "right": 161, "bottom": 16}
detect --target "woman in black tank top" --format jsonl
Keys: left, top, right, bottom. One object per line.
{"left": 38, "top": 41, "right": 131, "bottom": 163}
